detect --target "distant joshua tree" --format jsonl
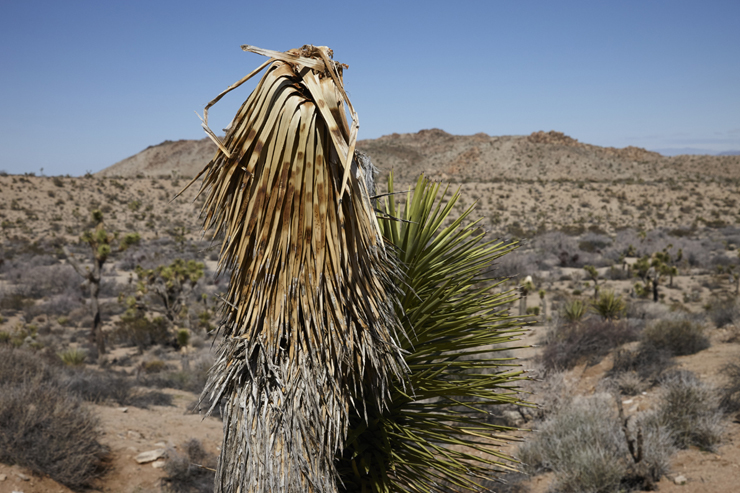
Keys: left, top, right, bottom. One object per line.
{"left": 64, "top": 210, "right": 139, "bottom": 356}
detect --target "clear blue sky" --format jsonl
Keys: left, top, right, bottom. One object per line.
{"left": 1, "top": 1, "right": 738, "bottom": 176}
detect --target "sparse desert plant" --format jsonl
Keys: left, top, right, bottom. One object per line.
{"left": 540, "top": 319, "right": 640, "bottom": 371}
{"left": 142, "top": 358, "right": 166, "bottom": 373}
{"left": 519, "top": 392, "right": 672, "bottom": 493}
{"left": 562, "top": 298, "right": 587, "bottom": 323}
{"left": 135, "top": 258, "right": 204, "bottom": 324}
{"left": 643, "top": 318, "right": 709, "bottom": 356}
{"left": 609, "top": 343, "right": 674, "bottom": 385}
{"left": 63, "top": 367, "right": 172, "bottom": 408}
{"left": 706, "top": 298, "right": 740, "bottom": 328}
{"left": 113, "top": 307, "right": 170, "bottom": 352}
{"left": 0, "top": 347, "right": 107, "bottom": 490}
{"left": 719, "top": 360, "right": 740, "bottom": 417}
{"left": 591, "top": 290, "right": 626, "bottom": 320}
{"left": 654, "top": 370, "right": 724, "bottom": 451}
{"left": 177, "top": 328, "right": 190, "bottom": 348}
{"left": 59, "top": 346, "right": 87, "bottom": 366}
{"left": 162, "top": 438, "right": 217, "bottom": 493}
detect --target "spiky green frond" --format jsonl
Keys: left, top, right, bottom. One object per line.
{"left": 337, "top": 175, "right": 529, "bottom": 493}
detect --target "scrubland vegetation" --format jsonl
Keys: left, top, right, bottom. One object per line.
{"left": 1, "top": 172, "right": 740, "bottom": 492}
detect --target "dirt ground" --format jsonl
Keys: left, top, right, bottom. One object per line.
{"left": 2, "top": 175, "right": 740, "bottom": 492}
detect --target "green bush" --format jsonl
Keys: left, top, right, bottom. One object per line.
{"left": 59, "top": 347, "right": 87, "bottom": 366}
{"left": 177, "top": 328, "right": 190, "bottom": 348}
{"left": 643, "top": 319, "right": 709, "bottom": 356}
{"left": 113, "top": 312, "right": 170, "bottom": 351}
{"left": 591, "top": 290, "right": 626, "bottom": 320}
{"left": 562, "top": 299, "right": 586, "bottom": 323}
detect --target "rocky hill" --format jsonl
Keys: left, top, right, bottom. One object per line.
{"left": 97, "top": 130, "right": 740, "bottom": 182}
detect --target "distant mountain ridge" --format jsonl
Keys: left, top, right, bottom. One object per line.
{"left": 97, "top": 130, "right": 740, "bottom": 182}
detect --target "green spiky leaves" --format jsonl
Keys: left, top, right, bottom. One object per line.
{"left": 337, "top": 175, "right": 529, "bottom": 493}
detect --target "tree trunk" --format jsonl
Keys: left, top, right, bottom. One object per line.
{"left": 64, "top": 246, "right": 106, "bottom": 356}
{"left": 519, "top": 295, "right": 527, "bottom": 316}
{"left": 540, "top": 297, "right": 547, "bottom": 319}
{"left": 90, "top": 258, "right": 105, "bottom": 355}
{"left": 652, "top": 279, "right": 659, "bottom": 303}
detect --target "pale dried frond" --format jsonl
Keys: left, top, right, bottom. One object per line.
{"left": 189, "top": 45, "right": 407, "bottom": 493}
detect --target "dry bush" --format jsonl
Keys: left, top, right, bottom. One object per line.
{"left": 162, "top": 438, "right": 216, "bottom": 493}
{"left": 518, "top": 392, "right": 673, "bottom": 493}
{"left": 655, "top": 370, "right": 725, "bottom": 451}
{"left": 609, "top": 343, "right": 674, "bottom": 387}
{"left": 63, "top": 368, "right": 172, "bottom": 409}
{"left": 540, "top": 319, "right": 640, "bottom": 371}
{"left": 26, "top": 293, "right": 84, "bottom": 319}
{"left": 643, "top": 318, "right": 709, "bottom": 356}
{"left": 706, "top": 298, "right": 740, "bottom": 328}
{"left": 112, "top": 313, "right": 171, "bottom": 351}
{"left": 0, "top": 347, "right": 107, "bottom": 490}
{"left": 719, "top": 360, "right": 740, "bottom": 418}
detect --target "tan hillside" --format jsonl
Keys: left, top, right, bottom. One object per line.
{"left": 98, "top": 138, "right": 218, "bottom": 178}
{"left": 97, "top": 129, "right": 740, "bottom": 183}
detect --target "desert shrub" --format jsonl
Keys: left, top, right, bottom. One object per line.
{"left": 562, "top": 299, "right": 587, "bottom": 323}
{"left": 719, "top": 360, "right": 740, "bottom": 416}
{"left": 11, "top": 263, "right": 82, "bottom": 299}
{"left": 654, "top": 370, "right": 724, "bottom": 451}
{"left": 643, "top": 318, "right": 709, "bottom": 356}
{"left": 177, "top": 328, "right": 191, "bottom": 347}
{"left": 609, "top": 343, "right": 674, "bottom": 386}
{"left": 0, "top": 287, "right": 34, "bottom": 312}
{"left": 0, "top": 345, "right": 56, "bottom": 383}
{"left": 142, "top": 358, "right": 167, "bottom": 373}
{"left": 62, "top": 368, "right": 133, "bottom": 405}
{"left": 113, "top": 312, "right": 170, "bottom": 351}
{"left": 59, "top": 346, "right": 87, "bottom": 366}
{"left": 142, "top": 354, "right": 213, "bottom": 394}
{"left": 26, "top": 293, "right": 84, "bottom": 319}
{"left": 591, "top": 290, "right": 626, "bottom": 320}
{"left": 612, "top": 371, "right": 646, "bottom": 396}
{"left": 605, "top": 265, "right": 632, "bottom": 281}
{"left": 0, "top": 347, "right": 106, "bottom": 489}
{"left": 706, "top": 298, "right": 740, "bottom": 328}
{"left": 540, "top": 319, "right": 640, "bottom": 371}
{"left": 162, "top": 438, "right": 217, "bottom": 493}
{"left": 62, "top": 368, "right": 172, "bottom": 409}
{"left": 519, "top": 393, "right": 672, "bottom": 493}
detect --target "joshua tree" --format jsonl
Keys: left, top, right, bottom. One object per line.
{"left": 539, "top": 288, "right": 547, "bottom": 318}
{"left": 633, "top": 246, "right": 680, "bottom": 302}
{"left": 63, "top": 210, "right": 139, "bottom": 356}
{"left": 134, "top": 258, "right": 204, "bottom": 325}
{"left": 189, "top": 45, "right": 527, "bottom": 493}
{"left": 583, "top": 264, "right": 601, "bottom": 299}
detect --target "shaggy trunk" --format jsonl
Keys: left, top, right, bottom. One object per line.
{"left": 88, "top": 258, "right": 104, "bottom": 355}
{"left": 540, "top": 296, "right": 547, "bottom": 319}
{"left": 64, "top": 246, "right": 106, "bottom": 356}
{"left": 652, "top": 278, "right": 659, "bottom": 302}
{"left": 188, "top": 45, "right": 406, "bottom": 493}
